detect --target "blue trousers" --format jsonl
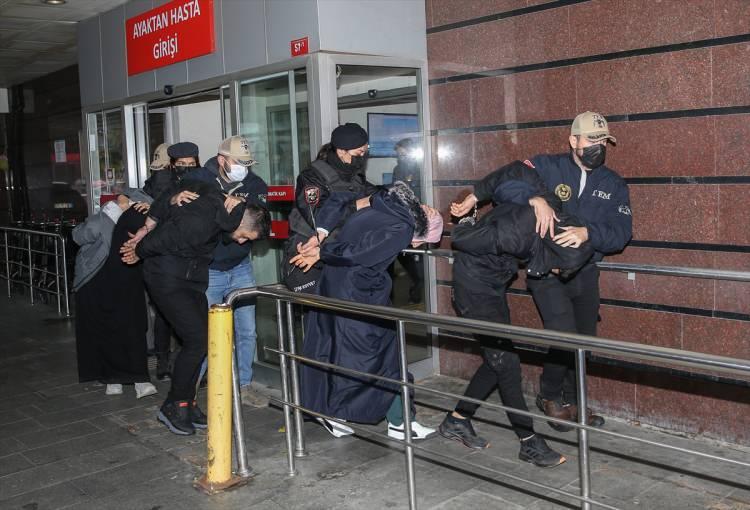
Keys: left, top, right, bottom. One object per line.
{"left": 205, "top": 260, "right": 257, "bottom": 387}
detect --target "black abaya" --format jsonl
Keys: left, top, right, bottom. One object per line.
{"left": 75, "top": 207, "right": 150, "bottom": 384}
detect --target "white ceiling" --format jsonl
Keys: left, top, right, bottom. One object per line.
{"left": 0, "top": 0, "right": 129, "bottom": 88}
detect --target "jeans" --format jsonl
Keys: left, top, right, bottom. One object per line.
{"left": 206, "top": 260, "right": 257, "bottom": 387}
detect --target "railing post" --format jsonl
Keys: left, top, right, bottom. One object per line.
{"left": 26, "top": 234, "right": 33, "bottom": 305}
{"left": 285, "top": 301, "right": 307, "bottom": 458}
{"left": 60, "top": 236, "right": 70, "bottom": 317}
{"left": 276, "top": 298, "right": 297, "bottom": 476}
{"left": 195, "top": 304, "right": 247, "bottom": 495}
{"left": 4, "top": 231, "right": 10, "bottom": 298}
{"left": 231, "top": 345, "right": 252, "bottom": 478}
{"left": 396, "top": 320, "right": 418, "bottom": 510}
{"left": 575, "top": 349, "right": 591, "bottom": 510}
{"left": 53, "top": 237, "right": 61, "bottom": 315}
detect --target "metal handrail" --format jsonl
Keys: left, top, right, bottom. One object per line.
{"left": 0, "top": 226, "right": 71, "bottom": 316}
{"left": 221, "top": 284, "right": 750, "bottom": 510}
{"left": 402, "top": 247, "right": 750, "bottom": 283}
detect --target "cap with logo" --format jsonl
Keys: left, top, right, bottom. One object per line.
{"left": 149, "top": 143, "right": 171, "bottom": 170}
{"left": 571, "top": 111, "right": 617, "bottom": 144}
{"left": 168, "top": 142, "right": 200, "bottom": 159}
{"left": 218, "top": 136, "right": 256, "bottom": 167}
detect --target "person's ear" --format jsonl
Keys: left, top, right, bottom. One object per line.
{"left": 569, "top": 135, "right": 579, "bottom": 150}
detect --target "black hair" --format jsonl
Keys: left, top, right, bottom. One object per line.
{"left": 388, "top": 181, "right": 427, "bottom": 237}
{"left": 240, "top": 205, "right": 271, "bottom": 240}
{"left": 316, "top": 143, "right": 335, "bottom": 161}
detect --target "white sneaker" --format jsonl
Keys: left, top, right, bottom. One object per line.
{"left": 317, "top": 417, "right": 355, "bottom": 438}
{"left": 387, "top": 421, "right": 436, "bottom": 441}
{"left": 105, "top": 384, "right": 123, "bottom": 395}
{"left": 134, "top": 382, "right": 158, "bottom": 399}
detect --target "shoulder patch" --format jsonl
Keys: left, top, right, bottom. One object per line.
{"left": 523, "top": 159, "right": 536, "bottom": 169}
{"left": 304, "top": 186, "right": 320, "bottom": 207}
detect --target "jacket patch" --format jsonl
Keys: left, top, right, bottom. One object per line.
{"left": 555, "top": 183, "right": 572, "bottom": 202}
{"left": 304, "top": 186, "right": 320, "bottom": 207}
{"left": 618, "top": 205, "right": 632, "bottom": 216}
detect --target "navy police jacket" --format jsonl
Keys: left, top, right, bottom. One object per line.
{"left": 475, "top": 153, "right": 632, "bottom": 261}
{"left": 182, "top": 157, "right": 268, "bottom": 271}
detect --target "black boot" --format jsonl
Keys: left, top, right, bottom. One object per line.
{"left": 157, "top": 400, "right": 195, "bottom": 435}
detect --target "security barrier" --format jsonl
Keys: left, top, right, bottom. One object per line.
{"left": 0, "top": 226, "right": 71, "bottom": 316}
{"left": 205, "top": 262, "right": 750, "bottom": 509}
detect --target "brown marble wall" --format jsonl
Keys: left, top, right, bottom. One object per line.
{"left": 426, "top": 0, "right": 750, "bottom": 445}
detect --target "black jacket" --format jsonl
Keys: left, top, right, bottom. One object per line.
{"left": 290, "top": 153, "right": 379, "bottom": 238}
{"left": 143, "top": 168, "right": 180, "bottom": 204}
{"left": 452, "top": 201, "right": 594, "bottom": 284}
{"left": 183, "top": 157, "right": 268, "bottom": 271}
{"left": 135, "top": 180, "right": 244, "bottom": 283}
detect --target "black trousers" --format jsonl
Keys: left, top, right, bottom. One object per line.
{"left": 527, "top": 264, "right": 600, "bottom": 404}
{"left": 452, "top": 283, "right": 535, "bottom": 439}
{"left": 151, "top": 303, "right": 173, "bottom": 358}
{"left": 145, "top": 273, "right": 208, "bottom": 403}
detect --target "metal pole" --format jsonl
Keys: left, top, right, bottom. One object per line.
{"left": 276, "top": 298, "right": 297, "bottom": 476}
{"left": 26, "top": 234, "right": 33, "bottom": 305}
{"left": 285, "top": 301, "right": 307, "bottom": 458}
{"left": 396, "top": 320, "right": 417, "bottom": 510}
{"left": 231, "top": 345, "right": 252, "bottom": 478}
{"left": 195, "top": 305, "right": 235, "bottom": 494}
{"left": 576, "top": 349, "right": 591, "bottom": 510}
{"left": 60, "top": 236, "right": 70, "bottom": 317}
{"left": 4, "top": 231, "right": 10, "bottom": 298}
{"left": 54, "top": 237, "right": 61, "bottom": 315}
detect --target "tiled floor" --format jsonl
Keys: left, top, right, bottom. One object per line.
{"left": 0, "top": 295, "right": 748, "bottom": 509}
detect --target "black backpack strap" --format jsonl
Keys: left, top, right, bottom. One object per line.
{"left": 310, "top": 160, "right": 341, "bottom": 188}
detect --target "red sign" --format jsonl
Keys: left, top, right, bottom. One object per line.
{"left": 290, "top": 37, "right": 309, "bottom": 57}
{"left": 126, "top": 0, "right": 215, "bottom": 76}
{"left": 270, "top": 220, "right": 289, "bottom": 240}
{"left": 267, "top": 185, "right": 295, "bottom": 202}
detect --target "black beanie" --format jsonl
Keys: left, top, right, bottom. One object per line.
{"left": 331, "top": 123, "right": 368, "bottom": 150}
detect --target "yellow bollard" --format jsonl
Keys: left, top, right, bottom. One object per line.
{"left": 194, "top": 304, "right": 246, "bottom": 494}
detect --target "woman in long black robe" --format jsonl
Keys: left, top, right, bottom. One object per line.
{"left": 298, "top": 186, "right": 440, "bottom": 437}
{"left": 76, "top": 206, "right": 152, "bottom": 388}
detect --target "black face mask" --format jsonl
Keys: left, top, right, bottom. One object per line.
{"left": 578, "top": 144, "right": 606, "bottom": 169}
{"left": 349, "top": 155, "right": 367, "bottom": 170}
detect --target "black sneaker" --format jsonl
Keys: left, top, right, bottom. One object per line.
{"left": 190, "top": 401, "right": 207, "bottom": 429}
{"left": 157, "top": 400, "right": 195, "bottom": 436}
{"left": 438, "top": 414, "right": 490, "bottom": 449}
{"left": 518, "top": 434, "right": 566, "bottom": 468}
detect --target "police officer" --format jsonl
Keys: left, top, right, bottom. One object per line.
{"left": 170, "top": 136, "right": 269, "bottom": 406}
{"left": 143, "top": 141, "right": 200, "bottom": 202}
{"left": 121, "top": 179, "right": 271, "bottom": 435}
{"left": 452, "top": 112, "right": 632, "bottom": 430}
{"left": 284, "top": 123, "right": 379, "bottom": 293}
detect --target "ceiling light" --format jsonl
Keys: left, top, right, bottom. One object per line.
{"left": 43, "top": 0, "right": 67, "bottom": 5}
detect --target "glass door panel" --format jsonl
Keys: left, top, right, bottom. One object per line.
{"left": 239, "top": 69, "right": 309, "bottom": 365}
{"left": 335, "top": 64, "right": 431, "bottom": 368}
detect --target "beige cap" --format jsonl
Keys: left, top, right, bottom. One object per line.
{"left": 571, "top": 111, "right": 617, "bottom": 144}
{"left": 218, "top": 136, "right": 257, "bottom": 167}
{"left": 149, "top": 143, "right": 171, "bottom": 170}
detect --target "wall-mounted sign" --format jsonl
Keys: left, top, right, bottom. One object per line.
{"left": 126, "top": 0, "right": 215, "bottom": 76}
{"left": 290, "top": 36, "right": 309, "bottom": 57}
{"left": 267, "top": 185, "right": 295, "bottom": 202}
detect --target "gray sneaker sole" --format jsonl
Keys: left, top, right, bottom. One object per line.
{"left": 438, "top": 427, "right": 490, "bottom": 450}
{"left": 157, "top": 411, "right": 195, "bottom": 436}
